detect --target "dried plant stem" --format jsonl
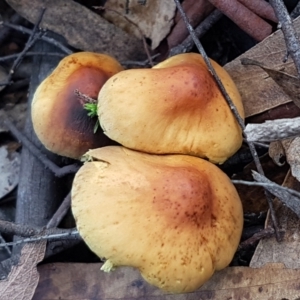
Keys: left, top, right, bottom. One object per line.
{"left": 0, "top": 52, "right": 65, "bottom": 62}
{"left": 0, "top": 22, "right": 72, "bottom": 55}
{"left": 0, "top": 32, "right": 43, "bottom": 87}
{"left": 0, "top": 230, "right": 80, "bottom": 248}
{"left": 121, "top": 53, "right": 160, "bottom": 67}
{"left": 0, "top": 10, "right": 47, "bottom": 87}
{"left": 174, "top": 0, "right": 280, "bottom": 241}
{"left": 232, "top": 179, "right": 300, "bottom": 199}
{"left": 239, "top": 227, "right": 275, "bottom": 249}
{"left": 269, "top": 0, "right": 300, "bottom": 76}
{"left": 0, "top": 235, "right": 11, "bottom": 256}
{"left": 0, "top": 219, "right": 74, "bottom": 239}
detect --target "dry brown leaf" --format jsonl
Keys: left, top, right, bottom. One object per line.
{"left": 5, "top": 0, "right": 145, "bottom": 61}
{"left": 283, "top": 137, "right": 300, "bottom": 182}
{"left": 269, "top": 138, "right": 300, "bottom": 181}
{"left": 242, "top": 58, "right": 300, "bottom": 109}
{"left": 34, "top": 262, "right": 300, "bottom": 299}
{"left": 103, "top": 0, "right": 176, "bottom": 49}
{"left": 224, "top": 17, "right": 300, "bottom": 118}
{"left": 0, "top": 241, "right": 46, "bottom": 300}
{"left": 251, "top": 171, "right": 300, "bottom": 269}
{"left": 269, "top": 141, "right": 286, "bottom": 166}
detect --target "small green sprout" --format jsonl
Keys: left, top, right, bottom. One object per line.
{"left": 84, "top": 103, "right": 100, "bottom": 133}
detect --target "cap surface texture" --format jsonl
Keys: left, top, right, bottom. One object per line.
{"left": 32, "top": 52, "right": 123, "bottom": 159}
{"left": 71, "top": 146, "right": 243, "bottom": 293}
{"left": 98, "top": 53, "right": 244, "bottom": 163}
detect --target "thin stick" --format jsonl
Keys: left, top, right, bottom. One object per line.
{"left": 0, "top": 230, "right": 80, "bottom": 248}
{"left": 121, "top": 53, "right": 161, "bottom": 67}
{"left": 0, "top": 9, "right": 46, "bottom": 87}
{"left": 46, "top": 192, "right": 71, "bottom": 229}
{"left": 269, "top": 0, "right": 300, "bottom": 76}
{"left": 239, "top": 227, "right": 275, "bottom": 250}
{"left": 169, "top": 9, "right": 223, "bottom": 57}
{"left": 0, "top": 52, "right": 65, "bottom": 62}
{"left": 174, "top": 0, "right": 280, "bottom": 241}
{"left": 0, "top": 235, "right": 11, "bottom": 256}
{"left": 232, "top": 179, "right": 300, "bottom": 199}
{"left": 0, "top": 219, "right": 76, "bottom": 239}
{"left": 0, "top": 32, "right": 43, "bottom": 87}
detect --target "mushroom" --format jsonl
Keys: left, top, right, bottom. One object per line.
{"left": 71, "top": 146, "right": 243, "bottom": 293}
{"left": 32, "top": 52, "right": 123, "bottom": 159}
{"left": 98, "top": 53, "right": 244, "bottom": 164}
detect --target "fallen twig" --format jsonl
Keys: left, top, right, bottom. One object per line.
{"left": 169, "top": 9, "right": 223, "bottom": 57}
{"left": 245, "top": 117, "right": 300, "bottom": 142}
{"left": 0, "top": 230, "right": 80, "bottom": 248}
{"left": 0, "top": 32, "right": 43, "bottom": 87}
{"left": 0, "top": 219, "right": 75, "bottom": 239}
{"left": 0, "top": 9, "right": 47, "bottom": 87}
{"left": 121, "top": 53, "right": 161, "bottom": 67}
{"left": 239, "top": 227, "right": 275, "bottom": 250}
{"left": 232, "top": 177, "right": 300, "bottom": 199}
{"left": 168, "top": 0, "right": 215, "bottom": 50}
{"left": 0, "top": 52, "right": 65, "bottom": 62}
{"left": 0, "top": 22, "right": 72, "bottom": 55}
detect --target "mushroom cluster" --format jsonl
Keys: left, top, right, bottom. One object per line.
{"left": 70, "top": 53, "right": 244, "bottom": 293}
{"left": 32, "top": 51, "right": 244, "bottom": 293}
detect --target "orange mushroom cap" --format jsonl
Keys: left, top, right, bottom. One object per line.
{"left": 32, "top": 52, "right": 123, "bottom": 159}
{"left": 98, "top": 53, "right": 244, "bottom": 163}
{"left": 71, "top": 146, "right": 243, "bottom": 293}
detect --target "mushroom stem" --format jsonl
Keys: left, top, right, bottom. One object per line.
{"left": 101, "top": 260, "right": 115, "bottom": 272}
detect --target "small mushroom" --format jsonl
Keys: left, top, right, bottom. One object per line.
{"left": 71, "top": 146, "right": 243, "bottom": 293}
{"left": 32, "top": 52, "right": 123, "bottom": 159}
{"left": 98, "top": 53, "right": 244, "bottom": 164}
